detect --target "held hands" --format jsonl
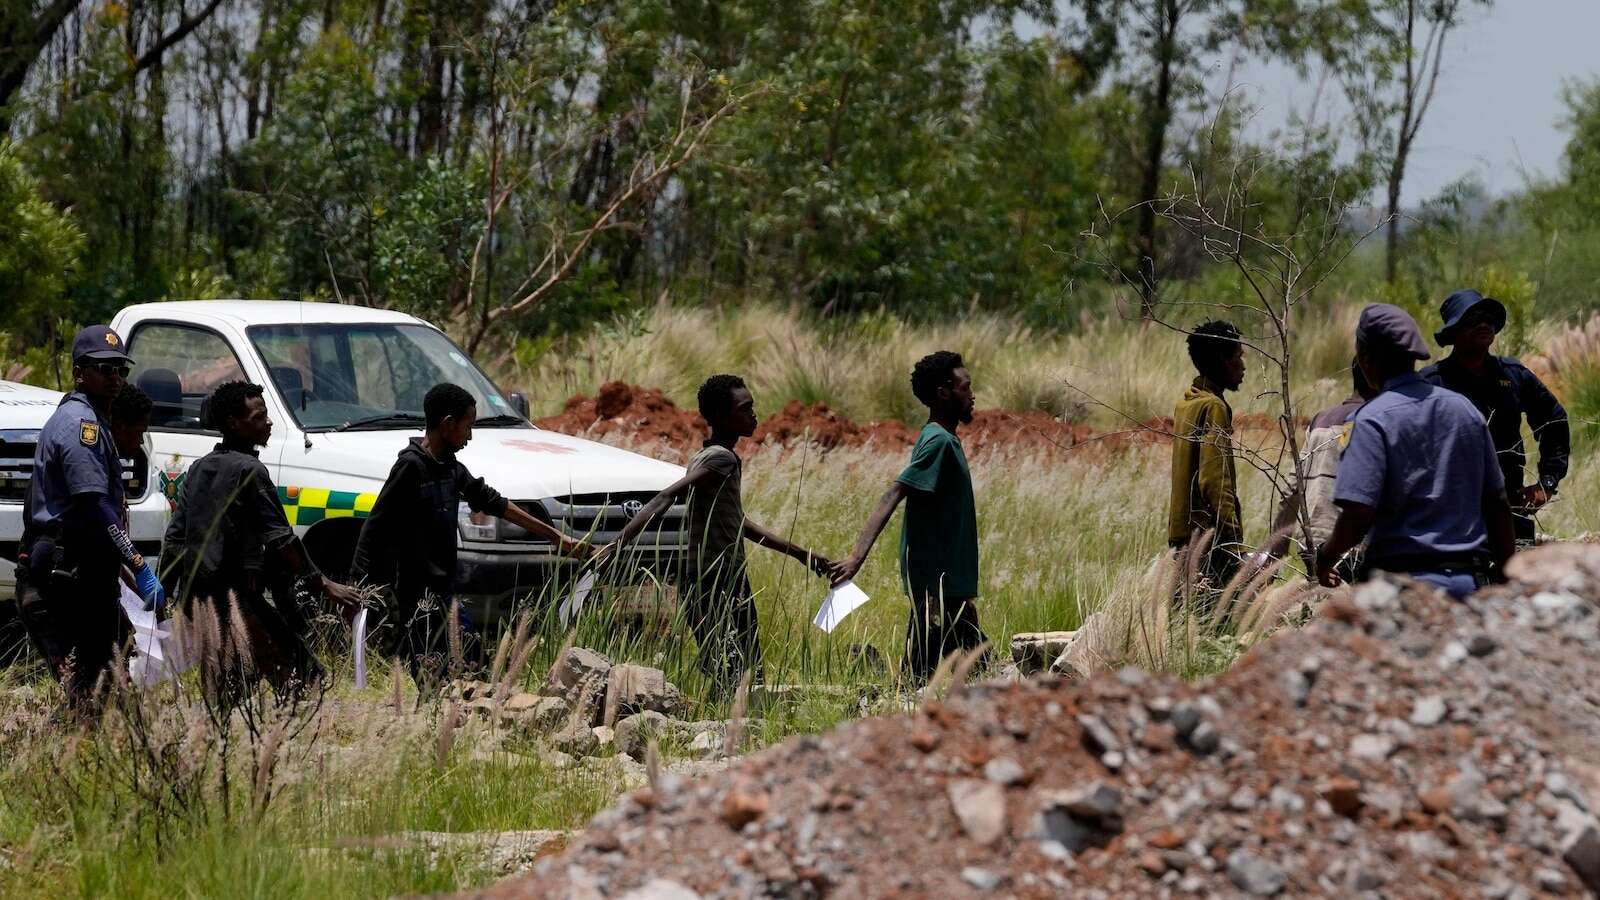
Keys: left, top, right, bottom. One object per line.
{"left": 802, "top": 552, "right": 835, "bottom": 579}
{"left": 827, "top": 554, "right": 864, "bottom": 588}
{"left": 134, "top": 563, "right": 166, "bottom": 614}
{"left": 1520, "top": 484, "right": 1552, "bottom": 512}
{"left": 561, "top": 537, "right": 597, "bottom": 562}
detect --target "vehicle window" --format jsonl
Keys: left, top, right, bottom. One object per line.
{"left": 249, "top": 323, "right": 516, "bottom": 431}
{"left": 126, "top": 323, "right": 247, "bottom": 430}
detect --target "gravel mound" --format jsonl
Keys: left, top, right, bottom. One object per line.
{"left": 467, "top": 544, "right": 1600, "bottom": 898}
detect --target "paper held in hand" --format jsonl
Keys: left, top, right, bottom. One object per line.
{"left": 352, "top": 607, "right": 370, "bottom": 689}
{"left": 813, "top": 581, "right": 870, "bottom": 633}
{"left": 558, "top": 572, "right": 598, "bottom": 628}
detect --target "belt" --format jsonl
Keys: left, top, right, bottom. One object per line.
{"left": 1364, "top": 551, "right": 1490, "bottom": 575}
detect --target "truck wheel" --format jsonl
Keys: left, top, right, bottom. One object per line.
{"left": 302, "top": 519, "right": 364, "bottom": 584}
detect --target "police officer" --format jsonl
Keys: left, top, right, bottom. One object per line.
{"left": 1315, "top": 305, "right": 1515, "bottom": 600}
{"left": 19, "top": 326, "right": 165, "bottom": 710}
{"left": 1420, "top": 289, "right": 1568, "bottom": 544}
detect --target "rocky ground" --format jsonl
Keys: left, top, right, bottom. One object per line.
{"left": 463, "top": 543, "right": 1600, "bottom": 899}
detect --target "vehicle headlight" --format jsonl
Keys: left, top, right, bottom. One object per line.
{"left": 458, "top": 502, "right": 499, "bottom": 542}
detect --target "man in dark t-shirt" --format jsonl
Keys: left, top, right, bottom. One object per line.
{"left": 832, "top": 351, "right": 984, "bottom": 684}
{"left": 602, "top": 375, "right": 833, "bottom": 690}
{"left": 162, "top": 381, "right": 361, "bottom": 692}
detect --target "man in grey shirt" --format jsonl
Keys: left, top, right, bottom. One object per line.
{"left": 602, "top": 375, "right": 832, "bottom": 690}
{"left": 1316, "top": 305, "right": 1515, "bottom": 599}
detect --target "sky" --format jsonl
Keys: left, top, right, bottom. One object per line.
{"left": 1222, "top": 0, "right": 1600, "bottom": 206}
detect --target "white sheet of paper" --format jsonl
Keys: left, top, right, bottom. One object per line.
{"left": 119, "top": 584, "right": 181, "bottom": 685}
{"left": 558, "top": 572, "right": 598, "bottom": 628}
{"left": 352, "top": 607, "right": 370, "bottom": 689}
{"left": 813, "top": 581, "right": 870, "bottom": 633}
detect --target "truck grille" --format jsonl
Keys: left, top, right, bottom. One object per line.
{"left": 520, "top": 491, "right": 686, "bottom": 545}
{"left": 0, "top": 429, "right": 150, "bottom": 504}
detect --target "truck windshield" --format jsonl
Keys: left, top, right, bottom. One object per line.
{"left": 249, "top": 323, "right": 522, "bottom": 431}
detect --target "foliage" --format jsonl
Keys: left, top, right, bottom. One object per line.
{"left": 0, "top": 141, "right": 84, "bottom": 379}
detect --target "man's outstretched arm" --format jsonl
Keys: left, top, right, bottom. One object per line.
{"left": 828, "top": 481, "right": 909, "bottom": 586}
{"left": 744, "top": 519, "right": 831, "bottom": 575}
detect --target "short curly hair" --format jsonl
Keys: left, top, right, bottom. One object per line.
{"left": 697, "top": 373, "right": 747, "bottom": 423}
{"left": 911, "top": 351, "right": 965, "bottom": 408}
{"left": 111, "top": 383, "right": 153, "bottom": 425}
{"left": 424, "top": 382, "right": 476, "bottom": 429}
{"left": 1186, "top": 320, "right": 1242, "bottom": 372}
{"left": 206, "top": 381, "right": 264, "bottom": 435}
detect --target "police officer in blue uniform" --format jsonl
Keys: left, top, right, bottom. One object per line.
{"left": 19, "top": 325, "right": 165, "bottom": 710}
{"left": 1420, "top": 289, "right": 1568, "bottom": 544}
{"left": 1315, "top": 305, "right": 1516, "bottom": 600}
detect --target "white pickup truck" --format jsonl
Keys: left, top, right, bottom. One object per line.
{"left": 2, "top": 301, "right": 687, "bottom": 628}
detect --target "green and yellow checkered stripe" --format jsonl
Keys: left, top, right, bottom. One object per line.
{"left": 279, "top": 485, "right": 378, "bottom": 526}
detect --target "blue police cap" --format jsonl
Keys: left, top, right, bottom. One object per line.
{"left": 1356, "top": 304, "right": 1430, "bottom": 361}
{"left": 71, "top": 325, "right": 133, "bottom": 363}
{"left": 1434, "top": 289, "right": 1507, "bottom": 346}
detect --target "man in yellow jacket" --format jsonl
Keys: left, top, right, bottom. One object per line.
{"left": 1168, "top": 320, "right": 1247, "bottom": 588}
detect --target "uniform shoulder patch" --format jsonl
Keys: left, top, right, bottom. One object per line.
{"left": 1338, "top": 422, "right": 1353, "bottom": 449}
{"left": 80, "top": 420, "right": 99, "bottom": 446}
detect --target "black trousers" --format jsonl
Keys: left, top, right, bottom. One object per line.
{"left": 187, "top": 573, "right": 325, "bottom": 694}
{"left": 903, "top": 591, "right": 987, "bottom": 685}
{"left": 374, "top": 585, "right": 486, "bottom": 690}
{"left": 19, "top": 541, "right": 130, "bottom": 711}
{"left": 681, "top": 565, "right": 762, "bottom": 691}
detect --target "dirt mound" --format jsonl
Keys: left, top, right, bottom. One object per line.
{"left": 537, "top": 384, "right": 1133, "bottom": 457}
{"left": 536, "top": 383, "right": 708, "bottom": 451}
{"left": 467, "top": 544, "right": 1600, "bottom": 898}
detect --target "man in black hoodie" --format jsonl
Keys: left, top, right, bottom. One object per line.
{"left": 351, "top": 383, "right": 591, "bottom": 688}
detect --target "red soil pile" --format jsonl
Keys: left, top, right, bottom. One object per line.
{"left": 467, "top": 544, "right": 1600, "bottom": 898}
{"left": 536, "top": 383, "right": 1167, "bottom": 458}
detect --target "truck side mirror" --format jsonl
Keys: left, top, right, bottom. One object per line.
{"left": 508, "top": 392, "right": 530, "bottom": 419}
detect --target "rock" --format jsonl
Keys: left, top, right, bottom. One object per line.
{"left": 1138, "top": 850, "right": 1168, "bottom": 877}
{"left": 983, "top": 757, "right": 1027, "bottom": 786}
{"left": 1050, "top": 611, "right": 1109, "bottom": 678}
{"left": 1055, "top": 781, "right": 1123, "bottom": 824}
{"left": 618, "top": 879, "right": 702, "bottom": 900}
{"left": 331, "top": 829, "right": 569, "bottom": 878}
{"left": 1280, "top": 669, "right": 1310, "bottom": 706}
{"left": 1409, "top": 695, "right": 1447, "bottom": 727}
{"left": 719, "top": 786, "right": 769, "bottom": 830}
{"left": 1009, "top": 631, "right": 1078, "bottom": 675}
{"left": 947, "top": 779, "right": 1007, "bottom": 845}
{"left": 1077, "top": 714, "right": 1121, "bottom": 754}
{"left": 1320, "top": 777, "right": 1364, "bottom": 818}
{"left": 502, "top": 692, "right": 541, "bottom": 712}
{"left": 1349, "top": 733, "right": 1396, "bottom": 761}
{"left": 1562, "top": 823, "right": 1600, "bottom": 893}
{"left": 686, "top": 730, "right": 722, "bottom": 760}
{"left": 614, "top": 710, "right": 672, "bottom": 760}
{"left": 1227, "top": 850, "right": 1287, "bottom": 896}
{"left": 604, "top": 664, "right": 687, "bottom": 723}
{"left": 542, "top": 647, "right": 612, "bottom": 700}
{"left": 961, "top": 867, "right": 1003, "bottom": 891}
{"left": 552, "top": 722, "right": 600, "bottom": 758}
{"left": 1466, "top": 633, "right": 1498, "bottom": 657}
{"left": 1536, "top": 868, "right": 1569, "bottom": 894}
{"left": 1228, "top": 786, "right": 1258, "bottom": 812}
{"left": 1187, "top": 721, "right": 1221, "bottom": 755}
{"left": 592, "top": 725, "right": 615, "bottom": 751}
{"left": 1504, "top": 543, "right": 1600, "bottom": 594}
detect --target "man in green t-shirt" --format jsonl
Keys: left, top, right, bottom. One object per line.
{"left": 831, "top": 351, "right": 984, "bottom": 683}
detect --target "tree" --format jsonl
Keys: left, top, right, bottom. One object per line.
{"left": 0, "top": 140, "right": 85, "bottom": 383}
{"left": 0, "top": 0, "right": 227, "bottom": 135}
{"left": 1327, "top": 0, "right": 1489, "bottom": 284}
